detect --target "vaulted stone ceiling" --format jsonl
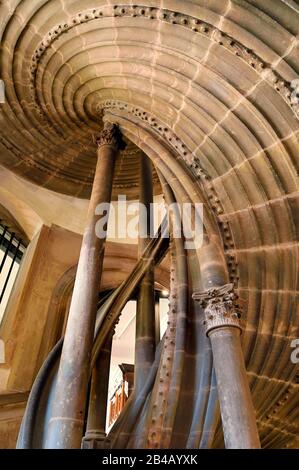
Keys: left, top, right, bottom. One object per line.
{"left": 0, "top": 0, "right": 299, "bottom": 447}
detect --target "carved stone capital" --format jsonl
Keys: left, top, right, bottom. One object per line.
{"left": 95, "top": 122, "right": 126, "bottom": 151}
{"left": 192, "top": 283, "right": 241, "bottom": 336}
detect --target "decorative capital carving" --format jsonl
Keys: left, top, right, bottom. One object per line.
{"left": 95, "top": 122, "right": 126, "bottom": 151}
{"left": 192, "top": 283, "right": 241, "bottom": 336}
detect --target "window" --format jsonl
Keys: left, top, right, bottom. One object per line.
{"left": 0, "top": 224, "right": 26, "bottom": 323}
{"left": 107, "top": 293, "right": 169, "bottom": 430}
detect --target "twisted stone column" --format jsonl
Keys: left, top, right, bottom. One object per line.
{"left": 45, "top": 122, "right": 124, "bottom": 449}
{"left": 193, "top": 283, "right": 260, "bottom": 449}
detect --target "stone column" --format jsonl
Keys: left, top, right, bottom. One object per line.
{"left": 81, "top": 333, "right": 113, "bottom": 449}
{"left": 193, "top": 283, "right": 260, "bottom": 449}
{"left": 45, "top": 122, "right": 124, "bottom": 449}
{"left": 134, "top": 155, "right": 155, "bottom": 394}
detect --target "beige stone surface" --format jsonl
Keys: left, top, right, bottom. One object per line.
{"left": 0, "top": 0, "right": 298, "bottom": 448}
{"left": 0, "top": 393, "right": 27, "bottom": 449}
{"left": 0, "top": 224, "right": 82, "bottom": 392}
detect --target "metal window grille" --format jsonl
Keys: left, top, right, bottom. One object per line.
{"left": 0, "top": 223, "right": 26, "bottom": 310}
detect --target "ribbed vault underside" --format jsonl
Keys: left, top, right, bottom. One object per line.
{"left": 0, "top": 0, "right": 298, "bottom": 448}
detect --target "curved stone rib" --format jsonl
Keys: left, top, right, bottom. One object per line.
{"left": 30, "top": 5, "right": 298, "bottom": 120}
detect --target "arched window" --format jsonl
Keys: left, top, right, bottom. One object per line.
{"left": 0, "top": 223, "right": 26, "bottom": 323}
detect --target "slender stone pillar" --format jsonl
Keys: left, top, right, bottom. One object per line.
{"left": 81, "top": 333, "right": 113, "bottom": 449}
{"left": 134, "top": 154, "right": 155, "bottom": 393}
{"left": 193, "top": 284, "right": 260, "bottom": 449}
{"left": 45, "top": 122, "right": 124, "bottom": 449}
